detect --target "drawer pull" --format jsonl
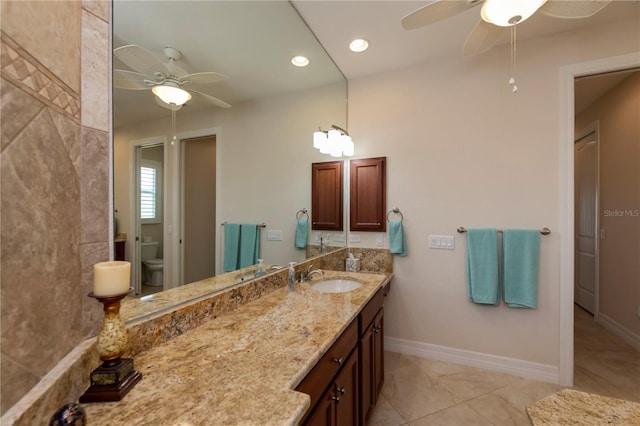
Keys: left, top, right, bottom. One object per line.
{"left": 332, "top": 357, "right": 343, "bottom": 366}
{"left": 336, "top": 386, "right": 345, "bottom": 395}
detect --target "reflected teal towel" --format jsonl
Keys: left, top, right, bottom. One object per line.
{"left": 295, "top": 219, "right": 308, "bottom": 249}
{"left": 466, "top": 228, "right": 499, "bottom": 305}
{"left": 502, "top": 230, "right": 540, "bottom": 308}
{"left": 388, "top": 221, "right": 407, "bottom": 256}
{"left": 223, "top": 223, "right": 240, "bottom": 272}
{"left": 239, "top": 224, "right": 259, "bottom": 268}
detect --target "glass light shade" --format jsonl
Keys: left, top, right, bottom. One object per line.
{"left": 481, "top": 0, "right": 546, "bottom": 26}
{"left": 313, "top": 131, "right": 326, "bottom": 149}
{"left": 152, "top": 85, "right": 192, "bottom": 106}
{"left": 341, "top": 135, "right": 354, "bottom": 157}
{"left": 327, "top": 129, "right": 342, "bottom": 157}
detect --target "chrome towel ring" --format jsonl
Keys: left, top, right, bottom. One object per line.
{"left": 387, "top": 207, "right": 403, "bottom": 222}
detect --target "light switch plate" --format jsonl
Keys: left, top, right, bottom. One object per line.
{"left": 266, "top": 230, "right": 283, "bottom": 241}
{"left": 349, "top": 234, "right": 361, "bottom": 243}
{"left": 429, "top": 235, "right": 454, "bottom": 250}
{"left": 375, "top": 234, "right": 384, "bottom": 246}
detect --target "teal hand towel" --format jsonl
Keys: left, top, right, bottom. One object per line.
{"left": 239, "top": 224, "right": 259, "bottom": 268}
{"left": 388, "top": 221, "right": 407, "bottom": 256}
{"left": 502, "top": 229, "right": 540, "bottom": 308}
{"left": 223, "top": 223, "right": 241, "bottom": 272}
{"left": 295, "top": 219, "right": 308, "bottom": 249}
{"left": 466, "top": 228, "right": 499, "bottom": 305}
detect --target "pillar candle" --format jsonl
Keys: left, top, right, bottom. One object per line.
{"left": 93, "top": 261, "right": 131, "bottom": 297}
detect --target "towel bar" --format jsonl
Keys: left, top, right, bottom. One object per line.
{"left": 296, "top": 208, "right": 309, "bottom": 221}
{"left": 221, "top": 222, "right": 266, "bottom": 228}
{"left": 457, "top": 227, "right": 550, "bottom": 235}
{"left": 387, "top": 207, "right": 403, "bottom": 222}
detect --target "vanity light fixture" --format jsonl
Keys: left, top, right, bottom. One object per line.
{"left": 349, "top": 38, "right": 369, "bottom": 53}
{"left": 291, "top": 55, "right": 310, "bottom": 67}
{"left": 152, "top": 83, "right": 192, "bottom": 106}
{"left": 313, "top": 124, "right": 354, "bottom": 157}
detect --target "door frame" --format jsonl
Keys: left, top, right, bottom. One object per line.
{"left": 559, "top": 52, "right": 639, "bottom": 386}
{"left": 574, "top": 122, "right": 600, "bottom": 317}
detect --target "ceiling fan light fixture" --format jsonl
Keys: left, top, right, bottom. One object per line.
{"left": 481, "top": 0, "right": 547, "bottom": 27}
{"left": 152, "top": 84, "right": 192, "bottom": 106}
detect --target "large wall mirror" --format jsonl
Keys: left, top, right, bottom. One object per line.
{"left": 113, "top": 1, "right": 347, "bottom": 320}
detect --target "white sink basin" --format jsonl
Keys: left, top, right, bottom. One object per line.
{"left": 310, "top": 279, "right": 362, "bottom": 293}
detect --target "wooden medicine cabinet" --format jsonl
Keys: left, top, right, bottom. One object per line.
{"left": 350, "top": 157, "right": 386, "bottom": 232}
{"left": 311, "top": 160, "right": 344, "bottom": 231}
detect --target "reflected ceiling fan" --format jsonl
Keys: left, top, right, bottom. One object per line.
{"left": 402, "top": 0, "right": 610, "bottom": 92}
{"left": 113, "top": 45, "right": 231, "bottom": 110}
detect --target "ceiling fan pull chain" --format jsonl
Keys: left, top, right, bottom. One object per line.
{"left": 171, "top": 108, "right": 177, "bottom": 145}
{"left": 509, "top": 25, "right": 518, "bottom": 93}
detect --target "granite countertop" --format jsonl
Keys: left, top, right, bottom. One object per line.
{"left": 527, "top": 389, "right": 640, "bottom": 425}
{"left": 82, "top": 270, "right": 392, "bottom": 425}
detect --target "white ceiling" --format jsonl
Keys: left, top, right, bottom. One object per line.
{"left": 113, "top": 1, "right": 640, "bottom": 127}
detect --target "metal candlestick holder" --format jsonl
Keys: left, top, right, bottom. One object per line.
{"left": 79, "top": 289, "right": 141, "bottom": 403}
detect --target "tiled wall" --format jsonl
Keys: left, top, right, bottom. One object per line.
{"left": 0, "top": 0, "right": 111, "bottom": 415}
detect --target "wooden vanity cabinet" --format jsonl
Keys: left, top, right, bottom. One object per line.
{"left": 358, "top": 286, "right": 387, "bottom": 424}
{"left": 298, "top": 280, "right": 391, "bottom": 426}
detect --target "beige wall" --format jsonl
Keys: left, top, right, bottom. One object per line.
{"left": 576, "top": 72, "right": 640, "bottom": 337}
{"left": 347, "top": 18, "right": 639, "bottom": 366}
{"left": 0, "top": 0, "right": 110, "bottom": 414}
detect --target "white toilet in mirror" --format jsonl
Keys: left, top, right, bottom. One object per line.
{"left": 140, "top": 240, "right": 163, "bottom": 287}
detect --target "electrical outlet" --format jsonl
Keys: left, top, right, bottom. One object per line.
{"left": 375, "top": 234, "right": 384, "bottom": 247}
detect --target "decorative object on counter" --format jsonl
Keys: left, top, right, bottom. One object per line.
{"left": 345, "top": 252, "right": 361, "bottom": 272}
{"left": 80, "top": 261, "right": 141, "bottom": 403}
{"left": 295, "top": 208, "right": 309, "bottom": 249}
{"left": 49, "top": 402, "right": 86, "bottom": 426}
{"left": 387, "top": 207, "right": 407, "bottom": 256}
{"left": 313, "top": 124, "right": 354, "bottom": 157}
{"left": 254, "top": 259, "right": 266, "bottom": 278}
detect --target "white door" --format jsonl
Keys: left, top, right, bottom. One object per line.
{"left": 574, "top": 130, "right": 598, "bottom": 314}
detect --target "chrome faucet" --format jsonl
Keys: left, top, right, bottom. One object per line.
{"left": 299, "top": 264, "right": 324, "bottom": 282}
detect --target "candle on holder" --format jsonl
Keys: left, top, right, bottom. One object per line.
{"left": 93, "top": 261, "right": 131, "bottom": 297}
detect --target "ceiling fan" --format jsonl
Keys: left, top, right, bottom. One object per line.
{"left": 402, "top": 0, "right": 611, "bottom": 56}
{"left": 113, "top": 45, "right": 231, "bottom": 110}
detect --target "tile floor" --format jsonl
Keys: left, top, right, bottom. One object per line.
{"left": 369, "top": 306, "right": 640, "bottom": 425}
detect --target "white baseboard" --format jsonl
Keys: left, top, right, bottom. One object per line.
{"left": 385, "top": 336, "right": 559, "bottom": 384}
{"left": 597, "top": 313, "right": 640, "bottom": 351}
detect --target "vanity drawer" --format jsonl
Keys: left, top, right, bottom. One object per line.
{"left": 358, "top": 287, "right": 384, "bottom": 336}
{"left": 296, "top": 320, "right": 358, "bottom": 418}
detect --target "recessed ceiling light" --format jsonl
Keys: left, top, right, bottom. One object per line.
{"left": 291, "top": 56, "right": 310, "bottom": 67}
{"left": 349, "top": 38, "right": 369, "bottom": 53}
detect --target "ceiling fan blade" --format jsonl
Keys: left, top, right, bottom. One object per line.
{"left": 180, "top": 72, "right": 228, "bottom": 85}
{"left": 113, "top": 69, "right": 154, "bottom": 90}
{"left": 189, "top": 90, "right": 231, "bottom": 108}
{"left": 540, "top": 0, "right": 611, "bottom": 19}
{"left": 402, "top": 0, "right": 484, "bottom": 30}
{"left": 154, "top": 95, "right": 182, "bottom": 111}
{"left": 464, "top": 19, "right": 505, "bottom": 56}
{"left": 114, "top": 44, "right": 169, "bottom": 77}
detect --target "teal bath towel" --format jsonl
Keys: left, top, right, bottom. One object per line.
{"left": 239, "top": 224, "right": 259, "bottom": 268}
{"left": 223, "top": 223, "right": 241, "bottom": 272}
{"left": 295, "top": 219, "right": 308, "bottom": 249}
{"left": 502, "top": 229, "right": 540, "bottom": 308}
{"left": 466, "top": 228, "right": 500, "bottom": 305}
{"left": 388, "top": 221, "right": 407, "bottom": 256}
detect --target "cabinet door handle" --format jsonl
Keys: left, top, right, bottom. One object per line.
{"left": 332, "top": 357, "right": 343, "bottom": 366}
{"left": 373, "top": 326, "right": 381, "bottom": 334}
{"left": 331, "top": 395, "right": 340, "bottom": 402}
{"left": 336, "top": 386, "right": 345, "bottom": 395}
